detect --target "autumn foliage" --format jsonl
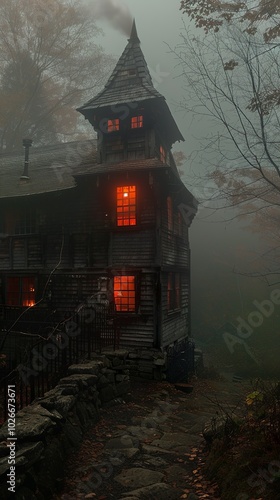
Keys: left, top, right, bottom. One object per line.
{"left": 180, "top": 0, "right": 280, "bottom": 41}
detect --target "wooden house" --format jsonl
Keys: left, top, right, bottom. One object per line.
{"left": 0, "top": 22, "right": 197, "bottom": 367}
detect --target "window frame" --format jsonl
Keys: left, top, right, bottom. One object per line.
{"left": 15, "top": 209, "right": 37, "bottom": 235}
{"left": 113, "top": 275, "right": 137, "bottom": 313}
{"left": 167, "top": 272, "right": 181, "bottom": 313}
{"left": 167, "top": 196, "right": 173, "bottom": 234}
{"left": 107, "top": 118, "right": 120, "bottom": 133}
{"left": 116, "top": 185, "right": 137, "bottom": 227}
{"left": 160, "top": 145, "right": 166, "bottom": 163}
{"left": 6, "top": 276, "right": 36, "bottom": 307}
{"left": 167, "top": 198, "right": 184, "bottom": 238}
{"left": 131, "top": 115, "right": 143, "bottom": 129}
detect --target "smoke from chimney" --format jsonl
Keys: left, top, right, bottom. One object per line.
{"left": 89, "top": 0, "right": 133, "bottom": 36}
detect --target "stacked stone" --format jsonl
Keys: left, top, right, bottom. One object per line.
{"left": 0, "top": 354, "right": 130, "bottom": 499}
{"left": 103, "top": 348, "right": 167, "bottom": 381}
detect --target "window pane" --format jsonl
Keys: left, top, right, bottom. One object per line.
{"left": 22, "top": 277, "right": 35, "bottom": 307}
{"left": 131, "top": 115, "right": 143, "bottom": 129}
{"left": 108, "top": 119, "right": 120, "bottom": 132}
{"left": 114, "top": 276, "right": 136, "bottom": 312}
{"left": 7, "top": 277, "right": 20, "bottom": 306}
{"left": 15, "top": 209, "right": 37, "bottom": 235}
{"left": 160, "top": 145, "right": 166, "bottom": 163}
{"left": 116, "top": 186, "right": 137, "bottom": 227}
{"left": 6, "top": 276, "right": 35, "bottom": 306}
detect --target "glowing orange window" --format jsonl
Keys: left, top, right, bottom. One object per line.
{"left": 114, "top": 276, "right": 136, "bottom": 312}
{"left": 160, "top": 145, "right": 166, "bottom": 163}
{"left": 131, "top": 115, "right": 143, "bottom": 129}
{"left": 108, "top": 119, "right": 120, "bottom": 132}
{"left": 7, "top": 277, "right": 35, "bottom": 307}
{"left": 117, "top": 186, "right": 136, "bottom": 226}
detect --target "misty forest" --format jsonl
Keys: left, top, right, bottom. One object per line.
{"left": 0, "top": 0, "right": 280, "bottom": 499}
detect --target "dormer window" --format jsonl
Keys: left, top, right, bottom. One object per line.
{"left": 131, "top": 115, "right": 143, "bottom": 129}
{"left": 108, "top": 119, "right": 120, "bottom": 132}
{"left": 117, "top": 186, "right": 136, "bottom": 226}
{"left": 160, "top": 145, "right": 166, "bottom": 163}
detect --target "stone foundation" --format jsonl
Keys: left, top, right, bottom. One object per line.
{"left": 0, "top": 353, "right": 130, "bottom": 499}
{"left": 103, "top": 348, "right": 167, "bottom": 381}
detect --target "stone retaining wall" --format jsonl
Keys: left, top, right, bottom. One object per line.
{"left": 0, "top": 352, "right": 130, "bottom": 499}
{"left": 103, "top": 348, "right": 167, "bottom": 381}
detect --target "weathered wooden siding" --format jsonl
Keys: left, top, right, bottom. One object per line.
{"left": 110, "top": 230, "right": 155, "bottom": 267}
{"left": 49, "top": 273, "right": 97, "bottom": 312}
{"left": 0, "top": 237, "right": 9, "bottom": 270}
{"left": 160, "top": 271, "right": 189, "bottom": 347}
{"left": 0, "top": 168, "right": 193, "bottom": 352}
{"left": 118, "top": 272, "right": 156, "bottom": 348}
{"left": 161, "top": 200, "right": 189, "bottom": 268}
{"left": 0, "top": 171, "right": 157, "bottom": 273}
{"left": 43, "top": 271, "right": 156, "bottom": 349}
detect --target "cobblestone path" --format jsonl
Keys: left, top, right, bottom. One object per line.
{"left": 54, "top": 378, "right": 248, "bottom": 500}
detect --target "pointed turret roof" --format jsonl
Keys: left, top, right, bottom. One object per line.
{"left": 78, "top": 21, "right": 184, "bottom": 143}
{"left": 129, "top": 19, "right": 140, "bottom": 43}
{"left": 78, "top": 21, "right": 163, "bottom": 110}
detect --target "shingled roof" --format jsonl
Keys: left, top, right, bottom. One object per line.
{"left": 78, "top": 21, "right": 163, "bottom": 112}
{"left": 77, "top": 22, "right": 184, "bottom": 144}
{"left": 0, "top": 140, "right": 96, "bottom": 199}
{"left": 0, "top": 140, "right": 195, "bottom": 207}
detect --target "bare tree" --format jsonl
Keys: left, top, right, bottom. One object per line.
{"left": 0, "top": 0, "right": 113, "bottom": 151}
{"left": 180, "top": 0, "right": 280, "bottom": 43}
{"left": 173, "top": 17, "right": 280, "bottom": 282}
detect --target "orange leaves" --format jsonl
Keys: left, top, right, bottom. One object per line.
{"left": 185, "top": 446, "right": 200, "bottom": 461}
{"left": 180, "top": 0, "right": 280, "bottom": 43}
{"left": 182, "top": 444, "right": 220, "bottom": 500}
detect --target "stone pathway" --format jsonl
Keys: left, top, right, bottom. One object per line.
{"left": 54, "top": 378, "right": 249, "bottom": 500}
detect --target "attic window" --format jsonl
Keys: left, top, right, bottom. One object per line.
{"left": 131, "top": 115, "right": 143, "bottom": 129}
{"left": 114, "top": 276, "right": 136, "bottom": 312}
{"left": 160, "top": 145, "right": 166, "bottom": 163}
{"left": 108, "top": 119, "right": 120, "bottom": 132}
{"left": 117, "top": 186, "right": 136, "bottom": 226}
